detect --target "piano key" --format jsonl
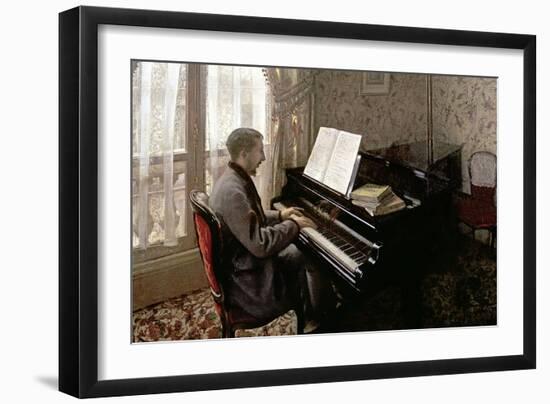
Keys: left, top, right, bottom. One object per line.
{"left": 331, "top": 238, "right": 346, "bottom": 248}
{"left": 301, "top": 227, "right": 362, "bottom": 274}
{"left": 341, "top": 245, "right": 355, "bottom": 254}
{"left": 274, "top": 200, "right": 367, "bottom": 276}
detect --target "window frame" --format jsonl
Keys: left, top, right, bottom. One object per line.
{"left": 131, "top": 62, "right": 271, "bottom": 257}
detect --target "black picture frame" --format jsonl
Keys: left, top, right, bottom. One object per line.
{"left": 59, "top": 5, "right": 536, "bottom": 398}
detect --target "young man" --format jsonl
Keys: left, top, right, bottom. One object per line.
{"left": 209, "top": 127, "right": 332, "bottom": 333}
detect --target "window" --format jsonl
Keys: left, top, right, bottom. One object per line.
{"left": 204, "top": 65, "right": 270, "bottom": 194}
{"left": 131, "top": 61, "right": 270, "bottom": 258}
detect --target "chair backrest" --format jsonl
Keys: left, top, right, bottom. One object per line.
{"left": 468, "top": 151, "right": 496, "bottom": 200}
{"left": 189, "top": 190, "right": 224, "bottom": 311}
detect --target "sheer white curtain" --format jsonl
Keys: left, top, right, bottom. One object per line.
{"left": 132, "top": 63, "right": 273, "bottom": 251}
{"left": 132, "top": 62, "right": 185, "bottom": 249}
{"left": 204, "top": 65, "right": 273, "bottom": 207}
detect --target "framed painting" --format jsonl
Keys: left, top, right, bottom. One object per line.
{"left": 59, "top": 6, "right": 536, "bottom": 398}
{"left": 360, "top": 72, "right": 391, "bottom": 94}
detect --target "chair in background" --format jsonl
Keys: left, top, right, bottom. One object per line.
{"left": 455, "top": 151, "right": 497, "bottom": 248}
{"left": 189, "top": 190, "right": 304, "bottom": 338}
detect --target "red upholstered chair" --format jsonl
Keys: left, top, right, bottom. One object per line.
{"left": 455, "top": 151, "right": 497, "bottom": 248}
{"left": 189, "top": 190, "right": 304, "bottom": 338}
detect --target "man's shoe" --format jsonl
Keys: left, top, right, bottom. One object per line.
{"left": 303, "top": 319, "right": 321, "bottom": 334}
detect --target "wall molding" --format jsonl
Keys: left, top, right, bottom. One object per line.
{"left": 132, "top": 248, "right": 207, "bottom": 310}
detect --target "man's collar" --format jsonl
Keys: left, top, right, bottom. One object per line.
{"left": 228, "top": 161, "right": 251, "bottom": 180}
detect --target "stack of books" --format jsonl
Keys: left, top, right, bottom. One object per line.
{"left": 350, "top": 183, "right": 406, "bottom": 216}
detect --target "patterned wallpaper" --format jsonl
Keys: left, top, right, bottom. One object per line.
{"left": 313, "top": 70, "right": 497, "bottom": 192}
{"left": 314, "top": 70, "right": 428, "bottom": 151}
{"left": 432, "top": 75, "right": 497, "bottom": 191}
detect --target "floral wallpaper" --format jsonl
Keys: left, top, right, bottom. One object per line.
{"left": 314, "top": 71, "right": 428, "bottom": 151}
{"left": 432, "top": 75, "right": 497, "bottom": 191}
{"left": 313, "top": 70, "right": 497, "bottom": 192}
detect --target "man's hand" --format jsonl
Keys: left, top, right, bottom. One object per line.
{"left": 280, "top": 206, "right": 304, "bottom": 221}
{"left": 289, "top": 214, "right": 317, "bottom": 230}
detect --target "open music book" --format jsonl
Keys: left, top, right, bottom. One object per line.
{"left": 303, "top": 127, "right": 363, "bottom": 197}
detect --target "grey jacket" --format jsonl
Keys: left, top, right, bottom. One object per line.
{"left": 209, "top": 164, "right": 301, "bottom": 319}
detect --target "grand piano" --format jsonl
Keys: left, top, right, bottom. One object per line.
{"left": 272, "top": 140, "right": 462, "bottom": 327}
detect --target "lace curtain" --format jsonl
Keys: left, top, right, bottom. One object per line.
{"left": 131, "top": 63, "right": 316, "bottom": 250}
{"left": 132, "top": 62, "right": 186, "bottom": 249}
{"left": 263, "top": 68, "right": 318, "bottom": 197}
{"left": 204, "top": 65, "right": 273, "bottom": 208}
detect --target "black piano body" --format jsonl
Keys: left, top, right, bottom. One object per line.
{"left": 272, "top": 140, "right": 462, "bottom": 326}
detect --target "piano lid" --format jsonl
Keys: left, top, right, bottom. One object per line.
{"left": 361, "top": 140, "right": 462, "bottom": 174}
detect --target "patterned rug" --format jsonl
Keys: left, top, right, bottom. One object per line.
{"left": 133, "top": 236, "right": 496, "bottom": 342}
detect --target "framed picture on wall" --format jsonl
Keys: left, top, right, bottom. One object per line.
{"left": 360, "top": 72, "right": 391, "bottom": 94}
{"left": 59, "top": 6, "right": 536, "bottom": 399}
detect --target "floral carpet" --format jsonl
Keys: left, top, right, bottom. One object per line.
{"left": 133, "top": 236, "right": 496, "bottom": 342}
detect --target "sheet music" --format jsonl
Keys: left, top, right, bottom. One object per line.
{"left": 303, "top": 127, "right": 339, "bottom": 182}
{"left": 323, "top": 131, "right": 363, "bottom": 195}
{"left": 345, "top": 155, "right": 362, "bottom": 198}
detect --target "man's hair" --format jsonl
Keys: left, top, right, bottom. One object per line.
{"left": 226, "top": 127, "right": 263, "bottom": 160}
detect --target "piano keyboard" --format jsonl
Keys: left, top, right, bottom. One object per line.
{"left": 274, "top": 200, "right": 379, "bottom": 279}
